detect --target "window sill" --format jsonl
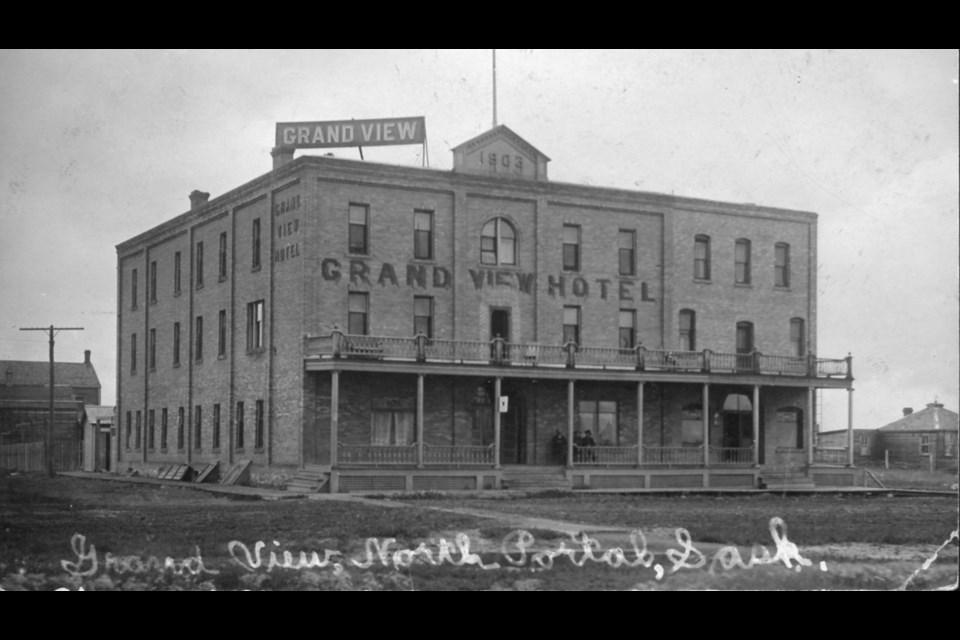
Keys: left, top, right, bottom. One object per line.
{"left": 218, "top": 354, "right": 228, "bottom": 361}
{"left": 174, "top": 290, "right": 182, "bottom": 298}
{"left": 734, "top": 283, "right": 753, "bottom": 289}
{"left": 774, "top": 285, "right": 792, "bottom": 292}
{"left": 196, "top": 283, "right": 204, "bottom": 291}
{"left": 254, "top": 448, "right": 265, "bottom": 454}
{"left": 235, "top": 448, "right": 245, "bottom": 454}
{"left": 246, "top": 348, "right": 266, "bottom": 356}
{"left": 251, "top": 264, "right": 262, "bottom": 273}
{"left": 693, "top": 278, "right": 712, "bottom": 284}
{"left": 173, "top": 362, "right": 181, "bottom": 369}
{"left": 219, "top": 275, "right": 228, "bottom": 283}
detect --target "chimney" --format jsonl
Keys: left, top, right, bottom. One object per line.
{"left": 271, "top": 146, "right": 295, "bottom": 170}
{"left": 189, "top": 190, "right": 210, "bottom": 210}
{"left": 84, "top": 350, "right": 91, "bottom": 365}
{"left": 902, "top": 407, "right": 913, "bottom": 416}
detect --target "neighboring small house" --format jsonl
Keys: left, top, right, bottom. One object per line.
{"left": 817, "top": 428, "right": 878, "bottom": 465}
{"left": 0, "top": 350, "right": 102, "bottom": 472}
{"left": 876, "top": 402, "right": 959, "bottom": 470}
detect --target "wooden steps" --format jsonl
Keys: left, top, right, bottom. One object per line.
{"left": 501, "top": 466, "right": 571, "bottom": 491}
{"left": 156, "top": 464, "right": 193, "bottom": 481}
{"left": 286, "top": 466, "right": 329, "bottom": 493}
{"left": 194, "top": 461, "right": 220, "bottom": 484}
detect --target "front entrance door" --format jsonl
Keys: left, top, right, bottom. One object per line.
{"left": 499, "top": 384, "right": 526, "bottom": 464}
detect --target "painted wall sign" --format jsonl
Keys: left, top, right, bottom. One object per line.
{"left": 276, "top": 117, "right": 426, "bottom": 149}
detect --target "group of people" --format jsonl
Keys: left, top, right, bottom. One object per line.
{"left": 552, "top": 429, "right": 597, "bottom": 464}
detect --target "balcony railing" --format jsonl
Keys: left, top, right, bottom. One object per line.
{"left": 304, "top": 331, "right": 852, "bottom": 379}
{"left": 708, "top": 446, "right": 754, "bottom": 465}
{"left": 814, "top": 447, "right": 849, "bottom": 465}
{"left": 642, "top": 445, "right": 704, "bottom": 465}
{"left": 338, "top": 443, "right": 416, "bottom": 465}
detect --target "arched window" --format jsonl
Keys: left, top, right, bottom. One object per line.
{"left": 790, "top": 318, "right": 805, "bottom": 356}
{"left": 735, "top": 239, "right": 751, "bottom": 284}
{"left": 480, "top": 218, "right": 517, "bottom": 266}
{"left": 694, "top": 235, "right": 711, "bottom": 280}
{"left": 679, "top": 309, "right": 696, "bottom": 351}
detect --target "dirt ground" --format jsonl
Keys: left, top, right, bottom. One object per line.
{"left": 0, "top": 474, "right": 956, "bottom": 591}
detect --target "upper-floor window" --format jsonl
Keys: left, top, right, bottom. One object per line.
{"left": 252, "top": 218, "right": 262, "bottom": 270}
{"left": 218, "top": 309, "right": 227, "bottom": 357}
{"left": 194, "top": 405, "right": 202, "bottom": 450}
{"left": 148, "top": 409, "right": 155, "bottom": 450}
{"left": 619, "top": 309, "right": 636, "bottom": 349}
{"left": 130, "top": 333, "right": 137, "bottom": 374}
{"left": 173, "top": 322, "right": 181, "bottom": 367}
{"left": 414, "top": 296, "right": 433, "bottom": 338}
{"left": 694, "top": 235, "right": 711, "bottom": 280}
{"left": 148, "top": 328, "right": 156, "bottom": 371}
{"left": 161, "top": 408, "right": 168, "bottom": 451}
{"left": 177, "top": 407, "right": 185, "bottom": 450}
{"left": 247, "top": 300, "right": 264, "bottom": 351}
{"left": 735, "top": 239, "right": 751, "bottom": 285}
{"left": 349, "top": 204, "right": 369, "bottom": 255}
{"left": 775, "top": 242, "right": 790, "bottom": 287}
{"left": 255, "top": 400, "right": 265, "bottom": 450}
{"left": 414, "top": 210, "right": 434, "bottom": 260}
{"left": 195, "top": 241, "right": 204, "bottom": 288}
{"left": 219, "top": 232, "right": 228, "bottom": 280}
{"left": 131, "top": 268, "right": 138, "bottom": 310}
{"left": 213, "top": 403, "right": 221, "bottom": 451}
{"left": 149, "top": 261, "right": 157, "bottom": 304}
{"left": 563, "top": 306, "right": 581, "bottom": 345}
{"left": 619, "top": 230, "right": 636, "bottom": 276}
{"left": 174, "top": 251, "right": 182, "bottom": 295}
{"left": 195, "top": 315, "right": 203, "bottom": 361}
{"left": 135, "top": 411, "right": 142, "bottom": 450}
{"left": 562, "top": 224, "right": 581, "bottom": 271}
{"left": 790, "top": 318, "right": 805, "bottom": 357}
{"left": 348, "top": 292, "right": 369, "bottom": 335}
{"left": 736, "top": 321, "right": 754, "bottom": 354}
{"left": 480, "top": 218, "right": 517, "bottom": 266}
{"left": 679, "top": 309, "right": 696, "bottom": 351}
{"left": 236, "top": 401, "right": 245, "bottom": 450}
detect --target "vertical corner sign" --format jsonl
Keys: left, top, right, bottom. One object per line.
{"left": 499, "top": 396, "right": 509, "bottom": 413}
{"left": 276, "top": 117, "right": 426, "bottom": 149}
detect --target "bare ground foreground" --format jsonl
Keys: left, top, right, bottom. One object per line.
{"left": 0, "top": 474, "right": 956, "bottom": 591}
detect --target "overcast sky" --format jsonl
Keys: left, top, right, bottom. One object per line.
{"left": 1, "top": 49, "right": 957, "bottom": 431}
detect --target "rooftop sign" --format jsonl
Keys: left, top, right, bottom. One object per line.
{"left": 275, "top": 117, "right": 426, "bottom": 149}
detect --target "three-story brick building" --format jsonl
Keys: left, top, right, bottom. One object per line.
{"left": 116, "top": 125, "right": 855, "bottom": 491}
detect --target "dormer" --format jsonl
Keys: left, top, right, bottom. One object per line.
{"left": 452, "top": 125, "right": 549, "bottom": 181}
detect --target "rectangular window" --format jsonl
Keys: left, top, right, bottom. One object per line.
{"left": 694, "top": 236, "right": 711, "bottom": 280}
{"left": 371, "top": 410, "right": 415, "bottom": 445}
{"left": 173, "top": 322, "right": 181, "bottom": 367}
{"left": 790, "top": 318, "right": 805, "bottom": 357}
{"left": 414, "top": 296, "right": 433, "bottom": 338}
{"left": 252, "top": 218, "right": 262, "bottom": 270}
{"left": 348, "top": 292, "right": 369, "bottom": 335}
{"left": 735, "top": 239, "right": 751, "bottom": 284}
{"left": 775, "top": 243, "right": 790, "bottom": 287}
{"left": 161, "top": 408, "right": 168, "bottom": 451}
{"left": 195, "top": 241, "right": 204, "bottom": 288}
{"left": 218, "top": 309, "right": 227, "bottom": 357}
{"left": 148, "top": 328, "right": 156, "bottom": 371}
{"left": 135, "top": 411, "right": 142, "bottom": 450}
{"left": 177, "top": 407, "right": 185, "bottom": 450}
{"left": 195, "top": 315, "right": 203, "bottom": 361}
{"left": 236, "top": 401, "right": 245, "bottom": 450}
{"left": 920, "top": 434, "right": 932, "bottom": 455}
{"left": 414, "top": 210, "right": 433, "bottom": 260}
{"left": 131, "top": 333, "right": 137, "bottom": 374}
{"left": 619, "top": 309, "right": 636, "bottom": 349}
{"left": 679, "top": 310, "right": 696, "bottom": 351}
{"left": 125, "top": 412, "right": 131, "bottom": 449}
{"left": 944, "top": 433, "right": 957, "bottom": 458}
{"left": 149, "top": 260, "right": 157, "bottom": 304}
{"left": 562, "top": 224, "right": 580, "bottom": 271}
{"left": 618, "top": 230, "right": 636, "bottom": 276}
{"left": 246, "top": 300, "right": 264, "bottom": 351}
{"left": 213, "top": 403, "right": 221, "bottom": 451}
{"left": 578, "top": 401, "right": 619, "bottom": 446}
{"left": 194, "top": 405, "right": 202, "bottom": 450}
{"left": 563, "top": 306, "right": 580, "bottom": 345}
{"left": 148, "top": 409, "right": 155, "bottom": 450}
{"left": 131, "top": 268, "right": 138, "bottom": 310}
{"left": 174, "top": 251, "right": 182, "bottom": 295}
{"left": 348, "top": 204, "right": 369, "bottom": 254}
{"left": 255, "top": 400, "right": 265, "bottom": 450}
{"left": 219, "top": 231, "right": 228, "bottom": 280}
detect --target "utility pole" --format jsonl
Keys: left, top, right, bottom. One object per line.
{"left": 19, "top": 325, "right": 84, "bottom": 477}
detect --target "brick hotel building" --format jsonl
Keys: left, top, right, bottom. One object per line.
{"left": 115, "top": 125, "right": 855, "bottom": 491}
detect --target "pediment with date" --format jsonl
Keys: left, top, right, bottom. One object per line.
{"left": 452, "top": 125, "right": 550, "bottom": 181}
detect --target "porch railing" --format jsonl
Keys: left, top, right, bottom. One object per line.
{"left": 642, "top": 445, "right": 704, "bottom": 465}
{"left": 337, "top": 443, "right": 417, "bottom": 465}
{"left": 305, "top": 331, "right": 852, "bottom": 379}
{"left": 814, "top": 447, "right": 849, "bottom": 465}
{"left": 708, "top": 446, "right": 754, "bottom": 465}
{"left": 573, "top": 445, "right": 638, "bottom": 466}
{"left": 423, "top": 444, "right": 495, "bottom": 465}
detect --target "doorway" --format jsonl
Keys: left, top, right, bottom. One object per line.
{"left": 490, "top": 308, "right": 510, "bottom": 341}
{"left": 499, "top": 383, "right": 527, "bottom": 464}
